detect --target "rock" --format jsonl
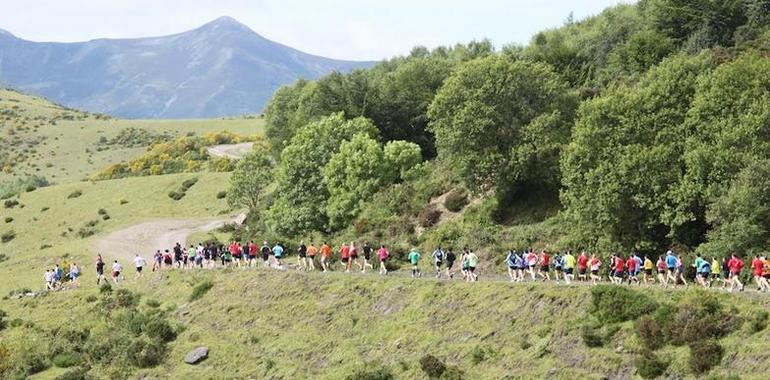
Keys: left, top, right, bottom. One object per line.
{"left": 184, "top": 346, "right": 209, "bottom": 364}
{"left": 615, "top": 345, "right": 624, "bottom": 353}
{"left": 25, "top": 292, "right": 36, "bottom": 298}
{"left": 180, "top": 310, "right": 190, "bottom": 316}
{"left": 394, "top": 339, "right": 402, "bottom": 349}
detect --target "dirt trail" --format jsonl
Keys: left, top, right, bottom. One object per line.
{"left": 206, "top": 142, "right": 253, "bottom": 160}
{"left": 94, "top": 215, "right": 245, "bottom": 262}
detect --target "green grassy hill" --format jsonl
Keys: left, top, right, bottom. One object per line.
{"left": 0, "top": 88, "right": 263, "bottom": 183}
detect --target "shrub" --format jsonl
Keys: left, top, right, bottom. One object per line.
{"left": 168, "top": 191, "right": 185, "bottom": 201}
{"left": 102, "top": 214, "right": 110, "bottom": 221}
{"left": 1, "top": 230, "right": 15, "bottom": 243}
{"left": 419, "top": 354, "right": 446, "bottom": 379}
{"left": 181, "top": 177, "right": 199, "bottom": 191}
{"left": 689, "top": 340, "right": 723, "bottom": 374}
{"left": 216, "top": 191, "right": 227, "bottom": 199}
{"left": 664, "top": 292, "right": 738, "bottom": 346}
{"left": 589, "top": 285, "right": 658, "bottom": 324}
{"left": 634, "top": 350, "right": 668, "bottom": 379}
{"left": 67, "top": 190, "right": 83, "bottom": 199}
{"left": 145, "top": 318, "right": 177, "bottom": 343}
{"left": 99, "top": 283, "right": 112, "bottom": 294}
{"left": 470, "top": 346, "right": 488, "bottom": 364}
{"left": 4, "top": 217, "right": 12, "bottom": 223}
{"left": 345, "top": 363, "right": 394, "bottom": 380}
{"left": 52, "top": 352, "right": 82, "bottom": 368}
{"left": 0, "top": 254, "right": 7, "bottom": 263}
{"left": 3, "top": 199, "right": 18, "bottom": 208}
{"left": 119, "top": 199, "right": 129, "bottom": 205}
{"left": 418, "top": 206, "right": 441, "bottom": 228}
{"left": 55, "top": 366, "right": 92, "bottom": 380}
{"left": 580, "top": 325, "right": 604, "bottom": 347}
{"left": 97, "top": 208, "right": 107, "bottom": 215}
{"left": 127, "top": 338, "right": 165, "bottom": 368}
{"left": 76, "top": 227, "right": 96, "bottom": 239}
{"left": 41, "top": 206, "right": 49, "bottom": 212}
{"left": 444, "top": 189, "right": 468, "bottom": 212}
{"left": 748, "top": 310, "right": 768, "bottom": 333}
{"left": 0, "top": 310, "right": 6, "bottom": 331}
{"left": 146, "top": 299, "right": 161, "bottom": 308}
{"left": 189, "top": 280, "right": 214, "bottom": 301}
{"left": 637, "top": 315, "right": 664, "bottom": 350}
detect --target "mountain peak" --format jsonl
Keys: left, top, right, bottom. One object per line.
{"left": 196, "top": 16, "right": 253, "bottom": 34}
{"left": 0, "top": 28, "right": 15, "bottom": 39}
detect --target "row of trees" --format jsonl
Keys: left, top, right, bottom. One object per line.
{"left": 233, "top": 0, "right": 770, "bottom": 254}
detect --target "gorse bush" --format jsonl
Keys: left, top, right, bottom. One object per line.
{"left": 748, "top": 310, "right": 768, "bottom": 333}
{"left": 345, "top": 362, "right": 394, "bottom": 380}
{"left": 443, "top": 189, "right": 468, "bottom": 212}
{"left": 689, "top": 340, "right": 724, "bottom": 374}
{"left": 67, "top": 190, "right": 83, "bottom": 199}
{"left": 419, "top": 354, "right": 446, "bottom": 379}
{"left": 190, "top": 279, "right": 214, "bottom": 301}
{"left": 634, "top": 350, "right": 668, "bottom": 379}
{"left": 418, "top": 206, "right": 442, "bottom": 228}
{"left": 589, "top": 285, "right": 658, "bottom": 324}
{"left": 637, "top": 315, "right": 664, "bottom": 350}
{"left": 1, "top": 230, "right": 15, "bottom": 243}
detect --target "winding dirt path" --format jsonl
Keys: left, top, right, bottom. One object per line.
{"left": 94, "top": 215, "right": 245, "bottom": 262}
{"left": 206, "top": 142, "right": 254, "bottom": 160}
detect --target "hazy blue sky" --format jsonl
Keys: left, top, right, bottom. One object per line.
{"left": 0, "top": 0, "right": 628, "bottom": 60}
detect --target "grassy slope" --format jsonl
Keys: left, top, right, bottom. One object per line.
{"left": 0, "top": 172, "right": 232, "bottom": 296}
{"left": 0, "top": 88, "right": 263, "bottom": 183}
{"left": 6, "top": 269, "right": 770, "bottom": 379}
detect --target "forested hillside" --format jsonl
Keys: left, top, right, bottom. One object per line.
{"left": 241, "top": 0, "right": 770, "bottom": 258}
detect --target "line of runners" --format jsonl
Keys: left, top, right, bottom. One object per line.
{"left": 44, "top": 240, "right": 770, "bottom": 293}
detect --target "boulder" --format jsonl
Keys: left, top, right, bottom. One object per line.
{"left": 184, "top": 346, "right": 209, "bottom": 364}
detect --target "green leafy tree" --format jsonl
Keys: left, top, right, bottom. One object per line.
{"left": 266, "top": 113, "right": 379, "bottom": 235}
{"left": 428, "top": 54, "right": 576, "bottom": 198}
{"left": 324, "top": 133, "right": 390, "bottom": 230}
{"left": 384, "top": 140, "right": 422, "bottom": 180}
{"left": 226, "top": 149, "right": 274, "bottom": 211}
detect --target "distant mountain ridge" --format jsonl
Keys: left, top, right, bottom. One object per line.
{"left": 0, "top": 17, "right": 375, "bottom": 118}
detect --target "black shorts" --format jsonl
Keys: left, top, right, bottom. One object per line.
{"left": 468, "top": 266, "right": 476, "bottom": 272}
{"left": 435, "top": 261, "right": 443, "bottom": 267}
{"left": 578, "top": 268, "right": 587, "bottom": 275}
{"left": 262, "top": 253, "right": 269, "bottom": 261}
{"left": 342, "top": 257, "right": 349, "bottom": 263}
{"left": 645, "top": 269, "right": 653, "bottom": 276}
{"left": 555, "top": 267, "right": 563, "bottom": 272}
{"left": 364, "top": 253, "right": 371, "bottom": 260}
{"left": 136, "top": 266, "right": 143, "bottom": 273}
{"left": 446, "top": 261, "right": 454, "bottom": 269}
{"left": 591, "top": 269, "right": 599, "bottom": 275}
{"left": 350, "top": 254, "right": 358, "bottom": 259}
{"left": 96, "top": 267, "right": 104, "bottom": 275}
{"left": 299, "top": 252, "right": 306, "bottom": 258}
{"left": 658, "top": 269, "right": 665, "bottom": 274}
{"left": 540, "top": 266, "right": 549, "bottom": 272}
{"left": 564, "top": 268, "right": 573, "bottom": 275}
{"left": 614, "top": 272, "right": 623, "bottom": 278}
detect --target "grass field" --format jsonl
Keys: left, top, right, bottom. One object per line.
{"left": 0, "top": 88, "right": 263, "bottom": 183}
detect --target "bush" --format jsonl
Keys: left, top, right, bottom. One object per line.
{"left": 580, "top": 324, "right": 604, "bottom": 347}
{"left": 98, "top": 283, "right": 112, "bottom": 294}
{"left": 181, "top": 177, "right": 199, "bottom": 191}
{"left": 145, "top": 318, "right": 177, "bottom": 343}
{"left": 748, "top": 310, "right": 768, "bottom": 333}
{"left": 119, "top": 199, "right": 129, "bottom": 205}
{"left": 664, "top": 292, "right": 738, "bottom": 346}
{"left": 419, "top": 354, "right": 446, "bottom": 379}
{"left": 470, "top": 346, "right": 488, "bottom": 364}
{"left": 127, "top": 338, "right": 165, "bottom": 368}
{"left": 146, "top": 299, "right": 161, "bottom": 308}
{"left": 689, "top": 340, "right": 723, "bottom": 374}
{"left": 97, "top": 208, "right": 107, "bottom": 215}
{"left": 52, "top": 352, "right": 82, "bottom": 368}
{"left": 67, "top": 190, "right": 83, "bottom": 199}
{"left": 345, "top": 363, "right": 394, "bottom": 380}
{"left": 444, "top": 189, "right": 468, "bottom": 212}
{"left": 637, "top": 315, "right": 664, "bottom": 350}
{"left": 1, "top": 230, "right": 15, "bottom": 243}
{"left": 41, "top": 206, "right": 49, "bottom": 212}
{"left": 3, "top": 199, "right": 18, "bottom": 208}
{"left": 589, "top": 285, "right": 658, "bottom": 324}
{"left": 55, "top": 366, "right": 92, "bottom": 380}
{"left": 76, "top": 227, "right": 97, "bottom": 239}
{"left": 189, "top": 280, "right": 214, "bottom": 301}
{"left": 418, "top": 206, "right": 442, "bottom": 228}
{"left": 168, "top": 191, "right": 185, "bottom": 201}
{"left": 4, "top": 217, "right": 12, "bottom": 223}
{"left": 216, "top": 191, "right": 227, "bottom": 199}
{"left": 101, "top": 214, "right": 110, "bottom": 221}
{"left": 634, "top": 351, "right": 668, "bottom": 379}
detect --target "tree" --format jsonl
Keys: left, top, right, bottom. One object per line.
{"left": 226, "top": 149, "right": 274, "bottom": 211}
{"left": 384, "top": 140, "right": 422, "bottom": 180}
{"left": 265, "top": 113, "right": 379, "bottom": 235}
{"left": 324, "top": 133, "right": 390, "bottom": 230}
{"left": 428, "top": 55, "right": 576, "bottom": 198}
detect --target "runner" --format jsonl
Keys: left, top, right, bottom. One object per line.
{"left": 711, "top": 256, "right": 723, "bottom": 287}
{"left": 320, "top": 242, "right": 332, "bottom": 272}
{"left": 408, "top": 247, "right": 422, "bottom": 278}
{"left": 261, "top": 241, "right": 272, "bottom": 267}
{"left": 612, "top": 254, "right": 624, "bottom": 284}
{"left": 222, "top": 246, "right": 233, "bottom": 267}
{"left": 537, "top": 249, "right": 550, "bottom": 281}
{"left": 229, "top": 241, "right": 241, "bottom": 268}
{"left": 675, "top": 255, "right": 687, "bottom": 287}
{"left": 248, "top": 241, "right": 258, "bottom": 267}
{"left": 350, "top": 241, "right": 361, "bottom": 271}
{"left": 432, "top": 246, "right": 444, "bottom": 278}
{"left": 751, "top": 255, "right": 768, "bottom": 292}
{"left": 173, "top": 243, "right": 183, "bottom": 268}
{"left": 460, "top": 249, "right": 470, "bottom": 280}
{"left": 526, "top": 249, "right": 538, "bottom": 280}
{"left": 626, "top": 254, "right": 638, "bottom": 285}
{"left": 111, "top": 260, "right": 123, "bottom": 284}
{"left": 53, "top": 264, "right": 63, "bottom": 287}
{"left": 665, "top": 250, "right": 678, "bottom": 287}
{"left": 377, "top": 244, "right": 389, "bottom": 275}
{"left": 553, "top": 252, "right": 563, "bottom": 282}
{"left": 727, "top": 253, "right": 745, "bottom": 292}
{"left": 445, "top": 248, "right": 456, "bottom": 279}
{"left": 163, "top": 249, "right": 173, "bottom": 268}
{"left": 589, "top": 254, "right": 601, "bottom": 285}
{"left": 694, "top": 254, "right": 705, "bottom": 286}
{"left": 273, "top": 242, "right": 284, "bottom": 267}
{"left": 655, "top": 256, "right": 667, "bottom": 286}
{"left": 152, "top": 250, "right": 162, "bottom": 272}
{"left": 45, "top": 269, "right": 55, "bottom": 290}
{"left": 514, "top": 250, "right": 526, "bottom": 282}
{"left": 68, "top": 263, "right": 80, "bottom": 285}
{"left": 563, "top": 251, "right": 576, "bottom": 284}
{"left": 643, "top": 255, "right": 654, "bottom": 284}
{"left": 307, "top": 243, "right": 318, "bottom": 271}
{"left": 195, "top": 245, "right": 204, "bottom": 268}
{"left": 506, "top": 250, "right": 517, "bottom": 282}
{"left": 466, "top": 250, "right": 479, "bottom": 282}
{"left": 95, "top": 254, "right": 106, "bottom": 285}
{"left": 298, "top": 241, "right": 308, "bottom": 271}
{"left": 698, "top": 258, "right": 712, "bottom": 289}
{"left": 362, "top": 241, "right": 374, "bottom": 273}
{"left": 133, "top": 254, "right": 146, "bottom": 278}
{"left": 339, "top": 242, "right": 350, "bottom": 272}
{"left": 577, "top": 252, "right": 589, "bottom": 282}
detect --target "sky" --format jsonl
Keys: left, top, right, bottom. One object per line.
{"left": 0, "top": 0, "right": 629, "bottom": 61}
